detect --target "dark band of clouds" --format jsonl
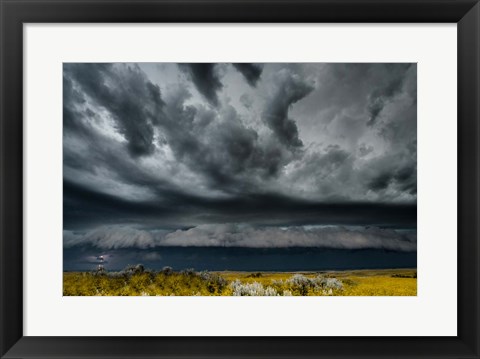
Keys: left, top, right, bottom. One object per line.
{"left": 64, "top": 179, "right": 416, "bottom": 230}
{"left": 64, "top": 224, "right": 416, "bottom": 251}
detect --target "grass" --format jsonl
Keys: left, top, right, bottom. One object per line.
{"left": 63, "top": 267, "right": 417, "bottom": 296}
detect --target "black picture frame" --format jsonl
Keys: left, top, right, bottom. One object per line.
{"left": 1, "top": 0, "right": 479, "bottom": 358}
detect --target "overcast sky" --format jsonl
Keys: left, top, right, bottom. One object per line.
{"left": 63, "top": 63, "right": 417, "bottom": 251}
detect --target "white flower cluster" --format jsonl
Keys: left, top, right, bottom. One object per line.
{"left": 321, "top": 277, "right": 343, "bottom": 290}
{"left": 287, "top": 274, "right": 343, "bottom": 290}
{"left": 285, "top": 274, "right": 343, "bottom": 295}
{"left": 198, "top": 270, "right": 228, "bottom": 287}
{"left": 287, "top": 274, "right": 314, "bottom": 287}
{"left": 229, "top": 280, "right": 279, "bottom": 296}
{"left": 229, "top": 274, "right": 344, "bottom": 296}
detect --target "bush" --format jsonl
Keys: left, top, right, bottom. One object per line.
{"left": 319, "top": 277, "right": 343, "bottom": 290}
{"left": 64, "top": 268, "right": 345, "bottom": 296}
{"left": 231, "top": 281, "right": 262, "bottom": 296}
{"left": 391, "top": 273, "right": 416, "bottom": 279}
{"left": 180, "top": 268, "right": 196, "bottom": 276}
{"left": 230, "top": 280, "right": 279, "bottom": 296}
{"left": 264, "top": 286, "right": 278, "bottom": 296}
{"left": 286, "top": 274, "right": 343, "bottom": 295}
{"left": 161, "top": 266, "right": 173, "bottom": 275}
{"left": 287, "top": 274, "right": 316, "bottom": 295}
{"left": 123, "top": 264, "right": 145, "bottom": 275}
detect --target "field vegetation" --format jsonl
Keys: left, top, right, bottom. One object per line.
{"left": 63, "top": 265, "right": 417, "bottom": 296}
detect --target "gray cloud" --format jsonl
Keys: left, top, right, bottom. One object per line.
{"left": 367, "top": 64, "right": 412, "bottom": 126}
{"left": 263, "top": 69, "right": 314, "bottom": 149}
{"left": 151, "top": 86, "right": 290, "bottom": 190}
{"left": 358, "top": 144, "right": 374, "bottom": 157}
{"left": 232, "top": 63, "right": 263, "bottom": 86}
{"left": 178, "top": 63, "right": 223, "bottom": 106}
{"left": 239, "top": 93, "right": 253, "bottom": 109}
{"left": 64, "top": 63, "right": 164, "bottom": 157}
{"left": 64, "top": 227, "right": 159, "bottom": 249}
{"left": 63, "top": 63, "right": 417, "bottom": 250}
{"left": 64, "top": 224, "right": 416, "bottom": 251}
{"left": 64, "top": 178, "right": 416, "bottom": 232}
{"left": 164, "top": 224, "right": 416, "bottom": 251}
{"left": 368, "top": 165, "right": 416, "bottom": 195}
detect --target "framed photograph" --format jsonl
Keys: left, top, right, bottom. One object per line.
{"left": 0, "top": 0, "right": 478, "bottom": 358}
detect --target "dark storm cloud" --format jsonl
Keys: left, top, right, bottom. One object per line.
{"left": 232, "top": 63, "right": 263, "bottom": 86}
{"left": 368, "top": 164, "right": 416, "bottom": 195}
{"left": 63, "top": 74, "right": 93, "bottom": 136}
{"left": 361, "top": 143, "right": 417, "bottom": 197}
{"left": 64, "top": 224, "right": 416, "bottom": 251}
{"left": 369, "top": 173, "right": 392, "bottom": 191}
{"left": 64, "top": 63, "right": 417, "bottom": 205}
{"left": 161, "top": 224, "right": 416, "bottom": 251}
{"left": 367, "top": 64, "right": 412, "bottom": 126}
{"left": 178, "top": 63, "right": 223, "bottom": 106}
{"left": 149, "top": 85, "right": 293, "bottom": 190}
{"left": 63, "top": 65, "right": 290, "bottom": 200}
{"left": 263, "top": 70, "right": 314, "bottom": 149}
{"left": 64, "top": 227, "right": 157, "bottom": 249}
{"left": 63, "top": 63, "right": 417, "bottom": 251}
{"left": 295, "top": 63, "right": 416, "bottom": 142}
{"left": 64, "top": 63, "right": 164, "bottom": 157}
{"left": 63, "top": 75, "right": 84, "bottom": 127}
{"left": 394, "top": 165, "right": 417, "bottom": 195}
{"left": 287, "top": 63, "right": 417, "bottom": 200}
{"left": 64, "top": 178, "right": 416, "bottom": 230}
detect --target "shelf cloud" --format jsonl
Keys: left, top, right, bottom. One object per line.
{"left": 64, "top": 224, "right": 416, "bottom": 251}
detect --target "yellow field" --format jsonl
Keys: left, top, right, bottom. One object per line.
{"left": 63, "top": 268, "right": 416, "bottom": 296}
{"left": 221, "top": 269, "right": 417, "bottom": 296}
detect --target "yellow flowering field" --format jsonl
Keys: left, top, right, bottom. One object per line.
{"left": 63, "top": 268, "right": 416, "bottom": 296}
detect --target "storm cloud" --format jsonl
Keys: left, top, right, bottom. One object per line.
{"left": 63, "top": 63, "right": 417, "bottom": 253}
{"left": 162, "top": 224, "right": 416, "bottom": 251}
{"left": 64, "top": 63, "right": 164, "bottom": 157}
{"left": 178, "top": 63, "right": 223, "bottom": 106}
{"left": 232, "top": 63, "right": 263, "bottom": 86}
{"left": 64, "top": 227, "right": 158, "bottom": 249}
{"left": 64, "top": 224, "right": 416, "bottom": 252}
{"left": 263, "top": 69, "right": 314, "bottom": 149}
{"left": 366, "top": 64, "right": 412, "bottom": 126}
